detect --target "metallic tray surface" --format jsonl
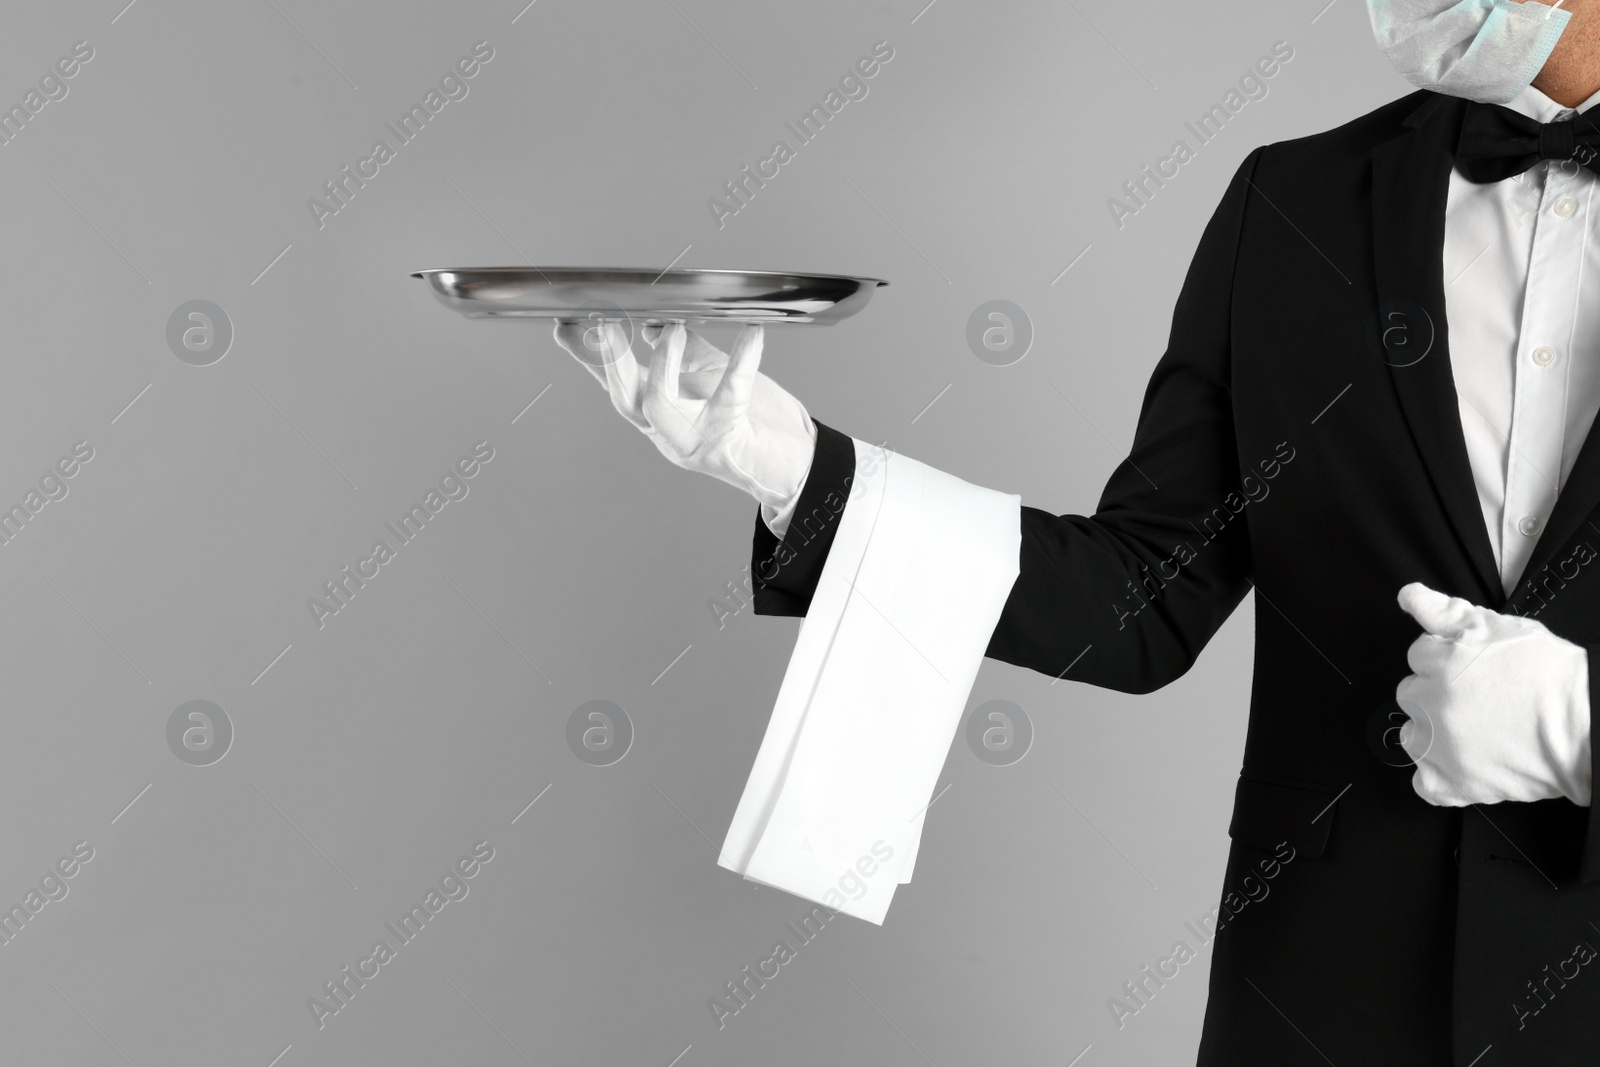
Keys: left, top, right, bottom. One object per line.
{"left": 410, "top": 266, "right": 888, "bottom": 325}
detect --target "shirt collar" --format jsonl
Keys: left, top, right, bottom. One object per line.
{"left": 1502, "top": 83, "right": 1600, "bottom": 123}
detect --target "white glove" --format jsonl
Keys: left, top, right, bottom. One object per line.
{"left": 552, "top": 320, "right": 815, "bottom": 525}
{"left": 1395, "top": 582, "right": 1592, "bottom": 807}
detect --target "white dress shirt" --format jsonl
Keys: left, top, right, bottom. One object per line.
{"left": 1446, "top": 84, "right": 1600, "bottom": 596}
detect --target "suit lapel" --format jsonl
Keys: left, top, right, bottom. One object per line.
{"left": 1513, "top": 419, "right": 1600, "bottom": 601}
{"left": 1370, "top": 93, "right": 1504, "bottom": 605}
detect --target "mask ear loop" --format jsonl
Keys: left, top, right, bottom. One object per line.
{"left": 1547, "top": 0, "right": 1567, "bottom": 18}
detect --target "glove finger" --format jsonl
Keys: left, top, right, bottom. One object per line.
{"left": 681, "top": 328, "right": 731, "bottom": 374}
{"left": 680, "top": 330, "right": 742, "bottom": 404}
{"left": 1397, "top": 582, "right": 1480, "bottom": 639}
{"left": 641, "top": 323, "right": 665, "bottom": 349}
{"left": 710, "top": 324, "right": 764, "bottom": 412}
{"left": 644, "top": 322, "right": 688, "bottom": 406}
{"left": 1404, "top": 633, "right": 1456, "bottom": 676}
{"left": 553, "top": 322, "right": 609, "bottom": 387}
{"left": 1411, "top": 764, "right": 1468, "bottom": 807}
{"left": 1418, "top": 750, "right": 1482, "bottom": 806}
{"left": 599, "top": 323, "right": 650, "bottom": 430}
{"left": 1393, "top": 695, "right": 1435, "bottom": 763}
{"left": 1455, "top": 610, "right": 1500, "bottom": 645}
{"left": 677, "top": 367, "right": 725, "bottom": 402}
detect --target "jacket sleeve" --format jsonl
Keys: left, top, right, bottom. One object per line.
{"left": 749, "top": 417, "right": 858, "bottom": 617}
{"left": 1584, "top": 646, "right": 1600, "bottom": 884}
{"left": 752, "top": 146, "right": 1265, "bottom": 695}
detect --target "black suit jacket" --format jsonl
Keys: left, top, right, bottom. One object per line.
{"left": 748, "top": 91, "right": 1600, "bottom": 1064}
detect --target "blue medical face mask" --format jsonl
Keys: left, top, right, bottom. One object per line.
{"left": 1367, "top": 0, "right": 1572, "bottom": 104}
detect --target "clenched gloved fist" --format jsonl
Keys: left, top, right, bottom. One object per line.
{"left": 1395, "top": 582, "right": 1592, "bottom": 807}
{"left": 552, "top": 320, "right": 815, "bottom": 525}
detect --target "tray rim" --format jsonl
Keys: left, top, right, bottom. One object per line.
{"left": 408, "top": 266, "right": 890, "bottom": 287}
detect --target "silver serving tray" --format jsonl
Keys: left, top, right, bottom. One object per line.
{"left": 410, "top": 267, "right": 888, "bottom": 325}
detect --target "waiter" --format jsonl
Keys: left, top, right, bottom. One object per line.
{"left": 554, "top": 0, "right": 1600, "bottom": 1060}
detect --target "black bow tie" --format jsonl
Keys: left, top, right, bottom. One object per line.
{"left": 1455, "top": 100, "right": 1600, "bottom": 183}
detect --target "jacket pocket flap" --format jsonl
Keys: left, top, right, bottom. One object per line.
{"left": 1227, "top": 772, "right": 1341, "bottom": 858}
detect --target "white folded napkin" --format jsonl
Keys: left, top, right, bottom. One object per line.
{"left": 720, "top": 439, "right": 1020, "bottom": 924}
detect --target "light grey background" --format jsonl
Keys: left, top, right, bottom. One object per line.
{"left": 0, "top": 2, "right": 1403, "bottom": 1064}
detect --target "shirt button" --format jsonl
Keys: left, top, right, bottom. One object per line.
{"left": 1519, "top": 516, "right": 1542, "bottom": 537}
{"left": 1532, "top": 345, "right": 1558, "bottom": 367}
{"left": 1555, "top": 198, "right": 1579, "bottom": 218}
